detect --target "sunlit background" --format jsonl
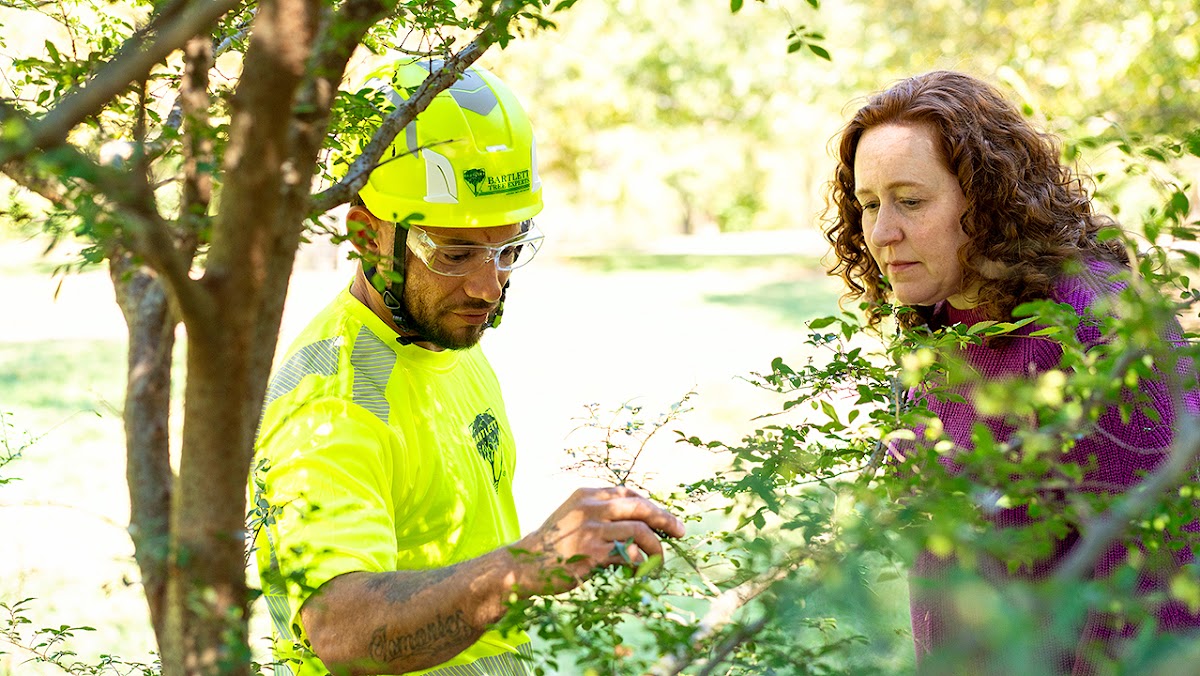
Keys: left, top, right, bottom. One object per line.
{"left": 2, "top": 0, "right": 1198, "bottom": 672}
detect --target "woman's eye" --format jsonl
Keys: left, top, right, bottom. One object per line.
{"left": 861, "top": 201, "right": 879, "bottom": 212}
{"left": 899, "top": 198, "right": 921, "bottom": 208}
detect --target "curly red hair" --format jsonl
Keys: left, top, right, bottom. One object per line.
{"left": 824, "top": 70, "right": 1125, "bottom": 329}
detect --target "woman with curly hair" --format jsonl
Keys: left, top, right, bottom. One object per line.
{"left": 824, "top": 70, "right": 1200, "bottom": 673}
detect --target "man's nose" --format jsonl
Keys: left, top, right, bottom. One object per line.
{"left": 462, "top": 258, "right": 506, "bottom": 303}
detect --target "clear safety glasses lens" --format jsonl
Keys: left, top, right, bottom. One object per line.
{"left": 408, "top": 222, "right": 543, "bottom": 277}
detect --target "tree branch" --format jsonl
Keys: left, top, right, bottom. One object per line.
{"left": 159, "top": 11, "right": 256, "bottom": 150}
{"left": 0, "top": 110, "right": 209, "bottom": 323}
{"left": 201, "top": 0, "right": 319, "bottom": 298}
{"left": 1052, "top": 414, "right": 1200, "bottom": 584}
{"left": 0, "top": 158, "right": 70, "bottom": 209}
{"left": 179, "top": 33, "right": 213, "bottom": 251}
{"left": 649, "top": 562, "right": 799, "bottom": 675}
{"left": 695, "top": 614, "right": 771, "bottom": 676}
{"left": 282, "top": 0, "right": 391, "bottom": 208}
{"left": 0, "top": 0, "right": 240, "bottom": 163}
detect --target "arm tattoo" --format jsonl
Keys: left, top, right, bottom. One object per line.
{"left": 365, "top": 566, "right": 456, "bottom": 605}
{"left": 368, "top": 610, "right": 474, "bottom": 662}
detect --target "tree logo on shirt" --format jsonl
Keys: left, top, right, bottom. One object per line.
{"left": 471, "top": 409, "right": 503, "bottom": 491}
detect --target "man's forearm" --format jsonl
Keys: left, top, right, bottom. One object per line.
{"left": 300, "top": 486, "right": 686, "bottom": 674}
{"left": 302, "top": 547, "right": 525, "bottom": 675}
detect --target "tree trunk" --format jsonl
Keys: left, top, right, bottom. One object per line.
{"left": 165, "top": 329, "right": 260, "bottom": 674}
{"left": 159, "top": 0, "right": 317, "bottom": 668}
{"left": 111, "top": 255, "right": 176, "bottom": 649}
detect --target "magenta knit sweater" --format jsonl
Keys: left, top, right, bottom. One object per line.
{"left": 908, "top": 260, "right": 1200, "bottom": 673}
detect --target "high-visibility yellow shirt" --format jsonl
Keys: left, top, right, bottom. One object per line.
{"left": 250, "top": 286, "right": 530, "bottom": 675}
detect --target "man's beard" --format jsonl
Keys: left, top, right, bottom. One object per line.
{"left": 403, "top": 285, "right": 494, "bottom": 350}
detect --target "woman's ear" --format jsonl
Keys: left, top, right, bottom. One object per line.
{"left": 346, "top": 205, "right": 382, "bottom": 256}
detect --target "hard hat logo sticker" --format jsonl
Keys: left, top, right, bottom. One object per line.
{"left": 462, "top": 167, "right": 531, "bottom": 197}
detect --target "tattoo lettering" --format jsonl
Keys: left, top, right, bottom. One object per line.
{"left": 368, "top": 610, "right": 473, "bottom": 662}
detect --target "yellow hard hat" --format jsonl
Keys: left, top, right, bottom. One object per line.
{"left": 355, "top": 60, "right": 543, "bottom": 228}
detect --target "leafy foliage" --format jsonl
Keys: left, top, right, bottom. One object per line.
{"left": 1, "top": 598, "right": 160, "bottom": 676}
{"left": 494, "top": 129, "right": 1200, "bottom": 673}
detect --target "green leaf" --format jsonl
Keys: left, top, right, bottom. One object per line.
{"left": 1186, "top": 128, "right": 1200, "bottom": 157}
{"left": 1146, "top": 219, "right": 1161, "bottom": 242}
{"left": 808, "top": 44, "right": 832, "bottom": 60}
{"left": 819, "top": 399, "right": 840, "bottom": 424}
{"left": 635, "top": 554, "right": 663, "bottom": 577}
{"left": 1167, "top": 190, "right": 1190, "bottom": 221}
{"left": 731, "top": 0, "right": 744, "bottom": 12}
{"left": 808, "top": 316, "right": 838, "bottom": 329}
{"left": 966, "top": 320, "right": 997, "bottom": 335}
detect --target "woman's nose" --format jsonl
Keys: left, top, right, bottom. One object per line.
{"left": 867, "top": 206, "right": 902, "bottom": 249}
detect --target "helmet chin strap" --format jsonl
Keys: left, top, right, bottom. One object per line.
{"left": 490, "top": 283, "right": 508, "bottom": 329}
{"left": 372, "top": 225, "right": 508, "bottom": 346}
{"left": 365, "top": 225, "right": 424, "bottom": 346}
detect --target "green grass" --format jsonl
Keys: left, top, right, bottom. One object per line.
{"left": 564, "top": 252, "right": 826, "bottom": 273}
{"left": 0, "top": 340, "right": 125, "bottom": 422}
{"left": 0, "top": 338, "right": 157, "bottom": 674}
{"left": 705, "top": 277, "right": 845, "bottom": 329}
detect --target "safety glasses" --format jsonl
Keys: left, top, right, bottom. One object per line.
{"left": 407, "top": 221, "right": 544, "bottom": 277}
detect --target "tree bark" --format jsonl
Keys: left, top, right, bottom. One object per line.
{"left": 110, "top": 255, "right": 177, "bottom": 650}
{"left": 162, "top": 0, "right": 318, "bottom": 670}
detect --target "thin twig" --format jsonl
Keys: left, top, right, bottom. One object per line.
{"left": 1053, "top": 414, "right": 1200, "bottom": 583}
{"left": 3, "top": 0, "right": 241, "bottom": 162}
{"left": 694, "top": 614, "right": 771, "bottom": 676}
{"left": 649, "top": 561, "right": 800, "bottom": 675}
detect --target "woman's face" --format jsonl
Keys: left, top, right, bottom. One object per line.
{"left": 853, "top": 122, "right": 972, "bottom": 309}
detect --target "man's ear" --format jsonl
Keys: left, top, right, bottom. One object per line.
{"left": 346, "top": 205, "right": 382, "bottom": 256}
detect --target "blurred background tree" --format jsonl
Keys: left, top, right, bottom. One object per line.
{"left": 483, "top": 0, "right": 1198, "bottom": 251}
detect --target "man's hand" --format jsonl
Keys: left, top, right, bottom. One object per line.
{"left": 511, "top": 486, "right": 686, "bottom": 594}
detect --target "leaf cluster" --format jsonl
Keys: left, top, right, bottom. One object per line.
{"left": 508, "top": 129, "right": 1200, "bottom": 672}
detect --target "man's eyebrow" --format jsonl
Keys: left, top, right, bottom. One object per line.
{"left": 421, "top": 231, "right": 484, "bottom": 246}
{"left": 422, "top": 228, "right": 531, "bottom": 246}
